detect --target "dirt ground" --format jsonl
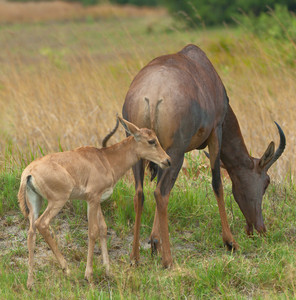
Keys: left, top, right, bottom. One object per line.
{"left": 0, "top": 213, "right": 132, "bottom": 268}
{"left": 0, "top": 211, "right": 196, "bottom": 273}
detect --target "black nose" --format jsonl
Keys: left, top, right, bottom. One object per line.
{"left": 167, "top": 159, "right": 171, "bottom": 167}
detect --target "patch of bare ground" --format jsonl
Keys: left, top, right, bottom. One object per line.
{"left": 0, "top": 212, "right": 195, "bottom": 270}
{"left": 0, "top": 1, "right": 167, "bottom": 24}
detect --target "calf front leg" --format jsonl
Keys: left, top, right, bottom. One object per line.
{"left": 85, "top": 201, "right": 100, "bottom": 282}
{"left": 97, "top": 205, "right": 110, "bottom": 275}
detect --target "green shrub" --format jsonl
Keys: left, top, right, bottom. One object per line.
{"left": 109, "top": 0, "right": 159, "bottom": 6}
{"left": 240, "top": 5, "right": 296, "bottom": 40}
{"left": 163, "top": 0, "right": 296, "bottom": 27}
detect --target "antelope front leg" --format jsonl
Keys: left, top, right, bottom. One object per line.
{"left": 153, "top": 190, "right": 172, "bottom": 267}
{"left": 150, "top": 207, "right": 161, "bottom": 255}
{"left": 151, "top": 153, "right": 184, "bottom": 268}
{"left": 130, "top": 160, "right": 145, "bottom": 264}
{"left": 208, "top": 127, "right": 238, "bottom": 250}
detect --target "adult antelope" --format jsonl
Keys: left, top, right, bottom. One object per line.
{"left": 122, "top": 44, "right": 286, "bottom": 267}
{"left": 18, "top": 116, "right": 171, "bottom": 289}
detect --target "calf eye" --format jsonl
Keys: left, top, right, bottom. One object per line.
{"left": 148, "top": 139, "right": 156, "bottom": 145}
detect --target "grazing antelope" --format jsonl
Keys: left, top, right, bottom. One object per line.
{"left": 18, "top": 116, "right": 171, "bottom": 289}
{"left": 122, "top": 44, "right": 286, "bottom": 267}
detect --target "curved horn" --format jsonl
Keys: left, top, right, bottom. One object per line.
{"left": 102, "top": 115, "right": 119, "bottom": 148}
{"left": 263, "top": 121, "right": 286, "bottom": 171}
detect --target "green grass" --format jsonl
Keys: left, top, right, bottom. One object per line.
{"left": 0, "top": 169, "right": 21, "bottom": 215}
{"left": 1, "top": 153, "right": 296, "bottom": 298}
{"left": 0, "top": 8, "right": 295, "bottom": 299}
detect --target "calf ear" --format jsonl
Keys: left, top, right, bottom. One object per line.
{"left": 204, "top": 151, "right": 226, "bottom": 169}
{"left": 118, "top": 116, "right": 141, "bottom": 139}
{"left": 259, "top": 141, "right": 275, "bottom": 168}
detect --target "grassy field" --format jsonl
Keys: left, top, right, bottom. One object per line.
{"left": 0, "top": 2, "right": 296, "bottom": 299}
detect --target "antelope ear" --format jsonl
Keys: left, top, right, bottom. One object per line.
{"left": 259, "top": 141, "right": 275, "bottom": 168}
{"left": 118, "top": 116, "right": 140, "bottom": 139}
{"left": 203, "top": 151, "right": 226, "bottom": 169}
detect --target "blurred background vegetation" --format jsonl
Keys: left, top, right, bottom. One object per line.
{"left": 7, "top": 0, "right": 296, "bottom": 27}
{"left": 0, "top": 0, "right": 295, "bottom": 179}
{"left": 7, "top": 0, "right": 296, "bottom": 40}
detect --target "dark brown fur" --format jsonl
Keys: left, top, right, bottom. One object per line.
{"left": 122, "top": 44, "right": 285, "bottom": 266}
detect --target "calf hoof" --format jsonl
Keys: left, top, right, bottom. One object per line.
{"left": 64, "top": 267, "right": 71, "bottom": 276}
{"left": 27, "top": 278, "right": 34, "bottom": 290}
{"left": 130, "top": 260, "right": 139, "bottom": 267}
{"left": 84, "top": 271, "right": 93, "bottom": 283}
{"left": 129, "top": 252, "right": 139, "bottom": 267}
{"left": 104, "top": 265, "right": 110, "bottom": 277}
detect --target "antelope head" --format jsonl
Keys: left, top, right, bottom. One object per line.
{"left": 229, "top": 122, "right": 286, "bottom": 235}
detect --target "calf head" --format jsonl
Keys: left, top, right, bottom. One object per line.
{"left": 118, "top": 116, "right": 171, "bottom": 169}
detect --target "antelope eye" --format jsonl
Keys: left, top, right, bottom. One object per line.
{"left": 148, "top": 139, "right": 156, "bottom": 145}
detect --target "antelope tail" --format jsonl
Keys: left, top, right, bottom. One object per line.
{"left": 18, "top": 175, "right": 29, "bottom": 218}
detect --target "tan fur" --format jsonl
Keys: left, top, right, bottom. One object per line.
{"left": 18, "top": 172, "right": 29, "bottom": 218}
{"left": 20, "top": 117, "right": 171, "bottom": 289}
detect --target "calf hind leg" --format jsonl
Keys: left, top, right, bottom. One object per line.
{"left": 35, "top": 198, "right": 69, "bottom": 274}
{"left": 26, "top": 188, "right": 42, "bottom": 289}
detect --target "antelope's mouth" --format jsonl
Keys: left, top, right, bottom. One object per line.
{"left": 245, "top": 222, "right": 266, "bottom": 236}
{"left": 160, "top": 158, "right": 171, "bottom": 169}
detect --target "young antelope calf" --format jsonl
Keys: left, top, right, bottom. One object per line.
{"left": 18, "top": 116, "right": 171, "bottom": 289}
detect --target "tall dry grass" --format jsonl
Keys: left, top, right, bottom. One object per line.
{"left": 0, "top": 4, "right": 294, "bottom": 181}
{"left": 206, "top": 35, "right": 295, "bottom": 181}
{"left": 0, "top": 1, "right": 166, "bottom": 23}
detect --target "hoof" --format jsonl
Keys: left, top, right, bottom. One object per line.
{"left": 245, "top": 224, "right": 254, "bottom": 236}
{"left": 27, "top": 280, "right": 33, "bottom": 290}
{"left": 224, "top": 240, "right": 239, "bottom": 251}
{"left": 64, "top": 268, "right": 71, "bottom": 276}
{"left": 84, "top": 271, "right": 93, "bottom": 283}
{"left": 129, "top": 257, "right": 139, "bottom": 267}
{"left": 129, "top": 250, "right": 139, "bottom": 266}
{"left": 149, "top": 238, "right": 159, "bottom": 256}
{"left": 104, "top": 265, "right": 110, "bottom": 277}
{"left": 162, "top": 260, "right": 173, "bottom": 269}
